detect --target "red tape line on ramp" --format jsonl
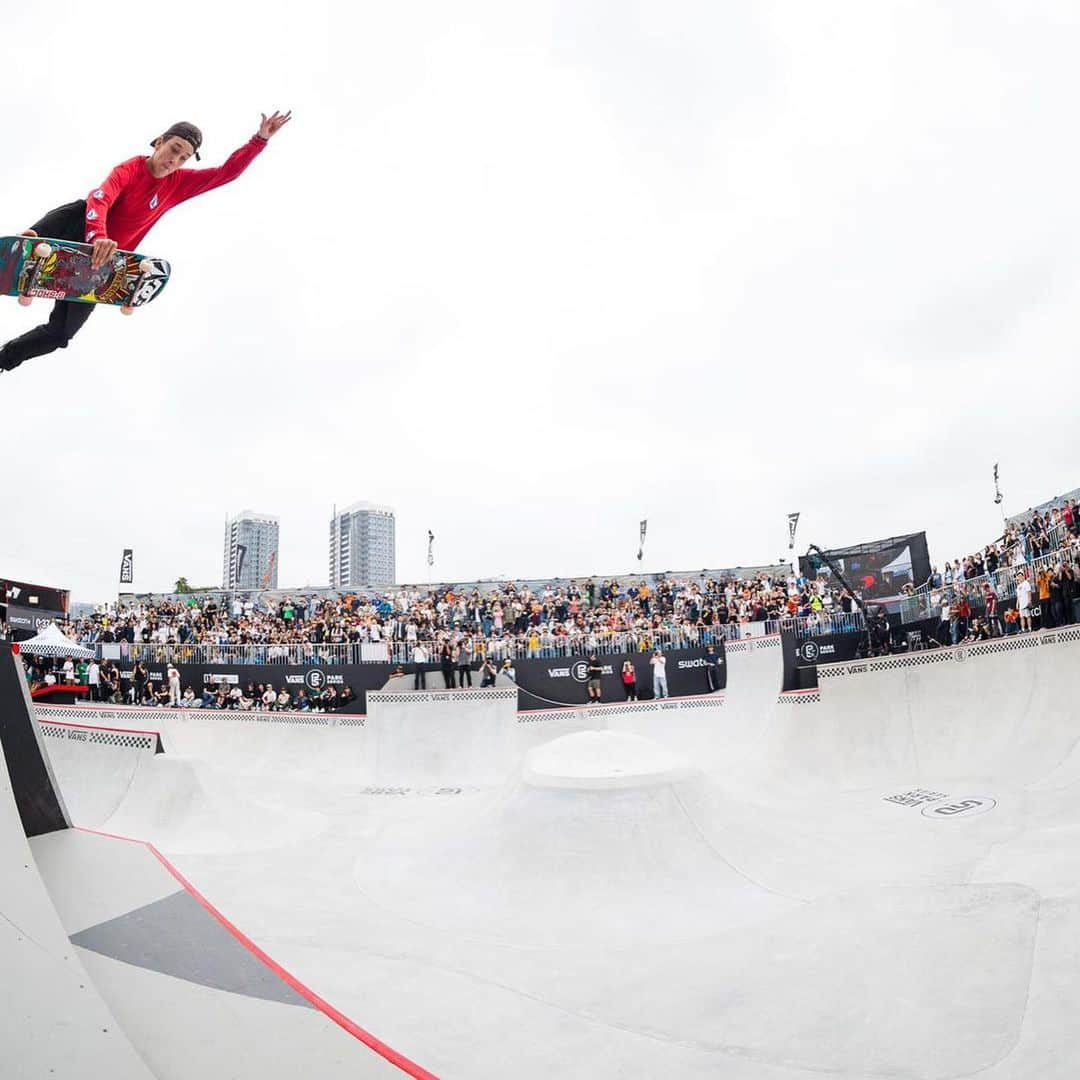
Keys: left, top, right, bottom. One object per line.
{"left": 74, "top": 826, "right": 439, "bottom": 1079}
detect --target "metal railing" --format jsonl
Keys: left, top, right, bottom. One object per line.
{"left": 913, "top": 521, "right": 1071, "bottom": 597}
{"left": 780, "top": 610, "right": 866, "bottom": 639}
{"left": 94, "top": 642, "right": 385, "bottom": 667}
{"left": 898, "top": 544, "right": 1080, "bottom": 626}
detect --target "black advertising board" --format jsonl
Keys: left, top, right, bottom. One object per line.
{"left": 780, "top": 614, "right": 945, "bottom": 690}
{"left": 94, "top": 641, "right": 728, "bottom": 714}
{"left": 102, "top": 660, "right": 385, "bottom": 714}
{"left": 780, "top": 628, "right": 865, "bottom": 691}
{"left": 512, "top": 643, "right": 726, "bottom": 709}
{"left": 4, "top": 604, "right": 66, "bottom": 635}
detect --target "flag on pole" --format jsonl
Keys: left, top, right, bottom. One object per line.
{"left": 787, "top": 512, "right": 800, "bottom": 550}
{"left": 119, "top": 549, "right": 134, "bottom": 585}
{"left": 637, "top": 519, "right": 648, "bottom": 563}
{"left": 427, "top": 531, "right": 435, "bottom": 567}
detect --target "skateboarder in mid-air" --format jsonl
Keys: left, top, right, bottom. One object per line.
{"left": 0, "top": 110, "right": 291, "bottom": 374}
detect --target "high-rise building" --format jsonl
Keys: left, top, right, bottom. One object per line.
{"left": 222, "top": 511, "right": 280, "bottom": 590}
{"left": 329, "top": 502, "right": 396, "bottom": 587}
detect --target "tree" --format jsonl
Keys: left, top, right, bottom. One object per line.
{"left": 175, "top": 577, "right": 192, "bottom": 594}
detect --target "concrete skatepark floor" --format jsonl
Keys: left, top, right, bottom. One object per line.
{"left": 7, "top": 631, "right": 1080, "bottom": 1078}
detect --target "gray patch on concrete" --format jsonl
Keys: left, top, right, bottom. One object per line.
{"left": 71, "top": 889, "right": 314, "bottom": 1008}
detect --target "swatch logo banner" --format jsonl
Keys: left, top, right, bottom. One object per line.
{"left": 5, "top": 605, "right": 63, "bottom": 632}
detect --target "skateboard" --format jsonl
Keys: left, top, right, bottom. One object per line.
{"left": 0, "top": 235, "right": 171, "bottom": 314}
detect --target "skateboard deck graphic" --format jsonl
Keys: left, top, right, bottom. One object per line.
{"left": 0, "top": 235, "right": 171, "bottom": 309}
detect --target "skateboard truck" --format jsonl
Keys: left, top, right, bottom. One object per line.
{"left": 16, "top": 241, "right": 53, "bottom": 306}
{"left": 122, "top": 257, "right": 165, "bottom": 315}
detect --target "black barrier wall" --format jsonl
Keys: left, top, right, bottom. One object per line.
{"left": 0, "top": 644, "right": 70, "bottom": 836}
{"left": 780, "top": 615, "right": 945, "bottom": 691}
{"left": 101, "top": 644, "right": 727, "bottom": 713}
{"left": 108, "top": 661, "right": 383, "bottom": 713}
{"left": 512, "top": 644, "right": 726, "bottom": 708}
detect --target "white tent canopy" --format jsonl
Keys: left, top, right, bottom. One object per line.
{"left": 17, "top": 623, "right": 94, "bottom": 660}
{"left": 881, "top": 545, "right": 913, "bottom": 577}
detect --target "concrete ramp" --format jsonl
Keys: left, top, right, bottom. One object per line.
{"left": 4, "top": 646, "right": 437, "bottom": 1079}
{"left": 0, "top": 644, "right": 153, "bottom": 1079}
{"left": 37, "top": 717, "right": 161, "bottom": 825}
{"left": 366, "top": 687, "right": 517, "bottom": 787}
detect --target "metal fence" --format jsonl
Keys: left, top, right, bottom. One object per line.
{"left": 898, "top": 544, "right": 1080, "bottom": 626}
{"left": 95, "top": 642, "right": 382, "bottom": 667}
{"left": 911, "top": 521, "right": 1071, "bottom": 598}
{"left": 779, "top": 610, "right": 866, "bottom": 640}
{"left": 87, "top": 620, "right": 782, "bottom": 668}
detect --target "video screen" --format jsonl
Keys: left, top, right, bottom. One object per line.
{"left": 800, "top": 533, "right": 930, "bottom": 601}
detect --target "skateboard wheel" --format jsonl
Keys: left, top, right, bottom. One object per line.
{"left": 121, "top": 305, "right": 134, "bottom": 316}
{"left": 139, "top": 258, "right": 154, "bottom": 274}
{"left": 17, "top": 296, "right": 32, "bottom": 307}
{"left": 32, "top": 242, "right": 53, "bottom": 260}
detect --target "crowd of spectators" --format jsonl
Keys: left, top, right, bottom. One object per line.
{"left": 63, "top": 571, "right": 827, "bottom": 661}
{"left": 20, "top": 654, "right": 358, "bottom": 712}
{"left": 932, "top": 559, "right": 1080, "bottom": 644}
{"left": 11, "top": 493, "right": 1077, "bottom": 670}
{"left": 931, "top": 499, "right": 1079, "bottom": 590}
{"left": 921, "top": 497, "right": 1080, "bottom": 643}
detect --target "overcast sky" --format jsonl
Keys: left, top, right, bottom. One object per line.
{"left": 3, "top": 1, "right": 1079, "bottom": 601}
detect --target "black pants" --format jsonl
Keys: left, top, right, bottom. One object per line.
{"left": 413, "top": 665, "right": 426, "bottom": 690}
{"left": 1051, "top": 597, "right": 1067, "bottom": 628}
{"left": 623, "top": 682, "right": 636, "bottom": 701}
{"left": 705, "top": 666, "right": 720, "bottom": 692}
{"left": 1, "top": 200, "right": 95, "bottom": 371}
{"left": 458, "top": 665, "right": 472, "bottom": 687}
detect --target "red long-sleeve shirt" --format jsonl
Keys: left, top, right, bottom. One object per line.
{"left": 83, "top": 135, "right": 268, "bottom": 250}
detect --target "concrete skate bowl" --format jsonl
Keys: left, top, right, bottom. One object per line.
{"left": 4, "top": 631, "right": 1080, "bottom": 1078}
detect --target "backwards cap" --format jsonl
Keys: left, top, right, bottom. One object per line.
{"left": 153, "top": 121, "right": 203, "bottom": 160}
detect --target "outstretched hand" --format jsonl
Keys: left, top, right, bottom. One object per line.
{"left": 258, "top": 110, "right": 292, "bottom": 140}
